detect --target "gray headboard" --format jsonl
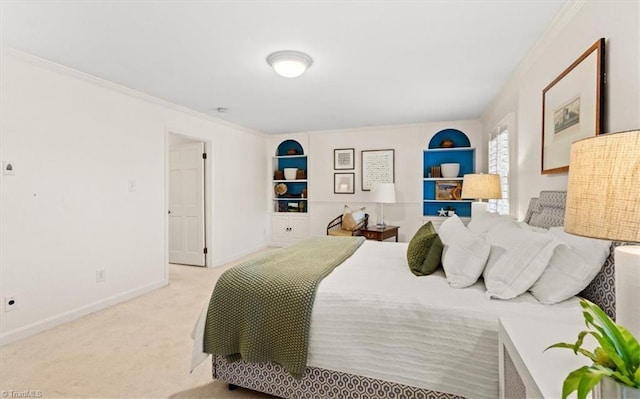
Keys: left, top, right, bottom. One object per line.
{"left": 523, "top": 191, "right": 616, "bottom": 319}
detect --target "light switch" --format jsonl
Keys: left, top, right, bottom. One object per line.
{"left": 3, "top": 161, "right": 15, "bottom": 176}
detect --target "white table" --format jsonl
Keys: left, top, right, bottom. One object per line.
{"left": 499, "top": 317, "right": 594, "bottom": 399}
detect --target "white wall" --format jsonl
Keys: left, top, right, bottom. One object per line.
{"left": 295, "top": 120, "right": 483, "bottom": 242}
{"left": 0, "top": 48, "right": 268, "bottom": 343}
{"left": 481, "top": 1, "right": 640, "bottom": 218}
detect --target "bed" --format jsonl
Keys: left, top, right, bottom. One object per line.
{"left": 192, "top": 191, "right": 617, "bottom": 399}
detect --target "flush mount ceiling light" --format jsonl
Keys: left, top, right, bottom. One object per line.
{"left": 266, "top": 50, "right": 313, "bottom": 78}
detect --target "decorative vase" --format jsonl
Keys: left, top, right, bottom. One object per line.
{"left": 284, "top": 168, "right": 298, "bottom": 180}
{"left": 593, "top": 377, "right": 640, "bottom": 399}
{"left": 440, "top": 163, "right": 460, "bottom": 178}
{"left": 440, "top": 139, "right": 455, "bottom": 148}
{"left": 287, "top": 148, "right": 297, "bottom": 155}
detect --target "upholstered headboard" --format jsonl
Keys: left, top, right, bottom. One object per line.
{"left": 523, "top": 191, "right": 616, "bottom": 319}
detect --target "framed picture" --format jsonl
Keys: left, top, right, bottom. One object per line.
{"left": 334, "top": 173, "right": 355, "bottom": 194}
{"left": 361, "top": 149, "right": 395, "bottom": 191}
{"left": 334, "top": 148, "right": 355, "bottom": 170}
{"left": 541, "top": 38, "right": 605, "bottom": 174}
{"left": 435, "top": 180, "right": 462, "bottom": 200}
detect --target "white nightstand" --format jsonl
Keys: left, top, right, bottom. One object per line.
{"left": 499, "top": 317, "right": 594, "bottom": 399}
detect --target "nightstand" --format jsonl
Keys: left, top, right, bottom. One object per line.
{"left": 499, "top": 317, "right": 594, "bottom": 399}
{"left": 359, "top": 225, "right": 399, "bottom": 242}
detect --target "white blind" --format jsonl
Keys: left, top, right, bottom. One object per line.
{"left": 488, "top": 127, "right": 509, "bottom": 215}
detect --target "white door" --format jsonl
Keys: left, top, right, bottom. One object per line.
{"left": 169, "top": 142, "right": 206, "bottom": 266}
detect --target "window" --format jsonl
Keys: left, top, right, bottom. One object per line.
{"left": 488, "top": 125, "right": 509, "bottom": 215}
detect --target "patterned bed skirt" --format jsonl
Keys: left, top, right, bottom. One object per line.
{"left": 212, "top": 355, "right": 464, "bottom": 399}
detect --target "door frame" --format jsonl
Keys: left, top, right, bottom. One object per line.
{"left": 164, "top": 129, "right": 213, "bottom": 276}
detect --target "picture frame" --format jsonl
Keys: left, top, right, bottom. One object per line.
{"left": 435, "top": 180, "right": 462, "bottom": 200}
{"left": 334, "top": 173, "right": 355, "bottom": 194}
{"left": 541, "top": 38, "right": 605, "bottom": 174}
{"left": 361, "top": 149, "right": 395, "bottom": 191}
{"left": 334, "top": 148, "right": 355, "bottom": 170}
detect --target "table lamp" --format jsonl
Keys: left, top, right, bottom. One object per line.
{"left": 461, "top": 173, "right": 502, "bottom": 217}
{"left": 371, "top": 183, "right": 396, "bottom": 227}
{"left": 564, "top": 130, "right": 640, "bottom": 337}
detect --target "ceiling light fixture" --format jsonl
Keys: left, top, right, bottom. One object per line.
{"left": 266, "top": 50, "right": 313, "bottom": 78}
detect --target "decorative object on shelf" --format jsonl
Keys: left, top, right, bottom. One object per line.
{"left": 274, "top": 170, "right": 284, "bottom": 180}
{"left": 451, "top": 186, "right": 462, "bottom": 200}
{"left": 301, "top": 188, "right": 307, "bottom": 198}
{"left": 372, "top": 182, "right": 396, "bottom": 227}
{"left": 542, "top": 38, "right": 605, "bottom": 175}
{"left": 284, "top": 168, "right": 298, "bottom": 180}
{"left": 296, "top": 169, "right": 306, "bottom": 179}
{"left": 435, "top": 180, "right": 462, "bottom": 200}
{"left": 440, "top": 163, "right": 460, "bottom": 178}
{"left": 430, "top": 166, "right": 441, "bottom": 178}
{"left": 440, "top": 139, "right": 455, "bottom": 148}
{"left": 266, "top": 50, "right": 313, "bottom": 78}
{"left": 334, "top": 148, "right": 355, "bottom": 170}
{"left": 334, "top": 173, "right": 355, "bottom": 194}
{"left": 361, "top": 149, "right": 395, "bottom": 191}
{"left": 546, "top": 299, "right": 640, "bottom": 399}
{"left": 274, "top": 183, "right": 287, "bottom": 196}
{"left": 287, "top": 202, "right": 300, "bottom": 212}
{"left": 461, "top": 173, "right": 502, "bottom": 217}
{"left": 287, "top": 148, "right": 298, "bottom": 155}
{"left": 565, "top": 129, "right": 640, "bottom": 338}
{"left": 438, "top": 208, "right": 447, "bottom": 217}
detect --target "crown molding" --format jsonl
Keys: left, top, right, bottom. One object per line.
{"left": 1, "top": 46, "right": 265, "bottom": 138}
{"left": 482, "top": 0, "right": 586, "bottom": 119}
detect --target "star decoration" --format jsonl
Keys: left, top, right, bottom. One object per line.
{"left": 438, "top": 208, "right": 447, "bottom": 217}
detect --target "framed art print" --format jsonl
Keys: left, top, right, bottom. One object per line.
{"left": 334, "top": 173, "right": 355, "bottom": 194}
{"left": 361, "top": 149, "right": 395, "bottom": 191}
{"left": 334, "top": 148, "right": 355, "bottom": 170}
{"left": 541, "top": 38, "right": 605, "bottom": 174}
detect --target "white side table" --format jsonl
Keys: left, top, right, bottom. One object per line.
{"left": 499, "top": 317, "right": 594, "bottom": 399}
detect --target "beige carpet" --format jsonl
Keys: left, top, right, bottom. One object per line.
{"left": 0, "top": 250, "right": 277, "bottom": 399}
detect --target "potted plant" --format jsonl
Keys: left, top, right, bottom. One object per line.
{"left": 547, "top": 299, "right": 640, "bottom": 399}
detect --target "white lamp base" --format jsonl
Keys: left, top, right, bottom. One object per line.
{"left": 615, "top": 245, "right": 640, "bottom": 338}
{"left": 471, "top": 201, "right": 489, "bottom": 219}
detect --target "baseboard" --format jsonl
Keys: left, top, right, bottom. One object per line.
{"left": 0, "top": 279, "right": 168, "bottom": 346}
{"left": 211, "top": 243, "right": 269, "bottom": 267}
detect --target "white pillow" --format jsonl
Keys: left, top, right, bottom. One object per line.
{"left": 529, "top": 227, "right": 611, "bottom": 304}
{"left": 467, "top": 212, "right": 513, "bottom": 236}
{"left": 438, "top": 215, "right": 491, "bottom": 288}
{"left": 344, "top": 204, "right": 366, "bottom": 223}
{"left": 483, "top": 221, "right": 559, "bottom": 300}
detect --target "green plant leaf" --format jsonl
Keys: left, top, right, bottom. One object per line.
{"left": 618, "top": 324, "right": 640, "bottom": 370}
{"left": 562, "top": 367, "right": 588, "bottom": 399}
{"left": 582, "top": 300, "right": 632, "bottom": 369}
{"left": 577, "top": 369, "right": 605, "bottom": 399}
{"left": 546, "top": 342, "right": 598, "bottom": 362}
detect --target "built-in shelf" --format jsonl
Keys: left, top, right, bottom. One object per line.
{"left": 273, "top": 179, "right": 308, "bottom": 183}
{"left": 423, "top": 177, "right": 464, "bottom": 181}
{"left": 424, "top": 199, "right": 473, "bottom": 203}
{"left": 273, "top": 154, "right": 307, "bottom": 159}
{"left": 273, "top": 198, "right": 308, "bottom": 201}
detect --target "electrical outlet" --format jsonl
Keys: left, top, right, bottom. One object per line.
{"left": 5, "top": 296, "right": 17, "bottom": 312}
{"left": 96, "top": 269, "right": 106, "bottom": 283}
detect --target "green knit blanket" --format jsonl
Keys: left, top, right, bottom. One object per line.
{"left": 203, "top": 236, "right": 364, "bottom": 378}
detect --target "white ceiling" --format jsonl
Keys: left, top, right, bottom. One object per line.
{"left": 1, "top": 1, "right": 566, "bottom": 134}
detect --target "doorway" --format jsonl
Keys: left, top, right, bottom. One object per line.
{"left": 167, "top": 133, "right": 207, "bottom": 266}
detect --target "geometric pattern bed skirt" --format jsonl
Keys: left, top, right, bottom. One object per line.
{"left": 213, "top": 355, "right": 465, "bottom": 399}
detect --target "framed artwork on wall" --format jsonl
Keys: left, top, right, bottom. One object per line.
{"left": 541, "top": 38, "right": 605, "bottom": 175}
{"left": 334, "top": 173, "right": 355, "bottom": 194}
{"left": 361, "top": 149, "right": 395, "bottom": 191}
{"left": 435, "top": 180, "right": 462, "bottom": 200}
{"left": 334, "top": 148, "right": 355, "bottom": 170}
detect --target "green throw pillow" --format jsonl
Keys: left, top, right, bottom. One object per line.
{"left": 406, "top": 222, "right": 444, "bottom": 276}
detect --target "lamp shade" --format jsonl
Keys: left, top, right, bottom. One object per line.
{"left": 371, "top": 183, "right": 396, "bottom": 203}
{"left": 461, "top": 174, "right": 502, "bottom": 200}
{"left": 565, "top": 130, "right": 640, "bottom": 242}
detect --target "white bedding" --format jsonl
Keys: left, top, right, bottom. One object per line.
{"left": 193, "top": 240, "right": 584, "bottom": 399}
